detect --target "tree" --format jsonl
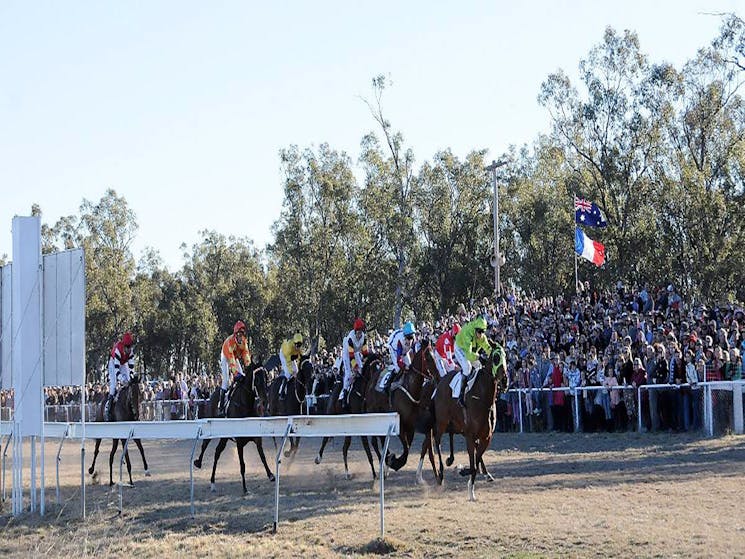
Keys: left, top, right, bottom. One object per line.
{"left": 539, "top": 28, "right": 665, "bottom": 283}
{"left": 359, "top": 76, "right": 421, "bottom": 328}
{"left": 269, "top": 143, "right": 361, "bottom": 351}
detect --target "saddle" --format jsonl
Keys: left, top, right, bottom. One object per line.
{"left": 375, "top": 366, "right": 401, "bottom": 393}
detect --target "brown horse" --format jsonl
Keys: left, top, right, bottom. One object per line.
{"left": 365, "top": 340, "right": 439, "bottom": 472}
{"left": 208, "top": 366, "right": 275, "bottom": 494}
{"left": 265, "top": 358, "right": 314, "bottom": 458}
{"left": 87, "top": 376, "right": 149, "bottom": 486}
{"left": 313, "top": 354, "right": 383, "bottom": 480}
{"left": 432, "top": 345, "right": 506, "bottom": 500}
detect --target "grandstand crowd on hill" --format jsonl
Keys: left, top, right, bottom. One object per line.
{"left": 3, "top": 281, "right": 743, "bottom": 432}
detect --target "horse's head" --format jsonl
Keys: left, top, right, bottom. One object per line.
{"left": 298, "top": 358, "right": 314, "bottom": 397}
{"left": 362, "top": 353, "right": 384, "bottom": 380}
{"left": 412, "top": 341, "right": 438, "bottom": 380}
{"left": 487, "top": 344, "right": 507, "bottom": 385}
{"left": 125, "top": 374, "right": 141, "bottom": 420}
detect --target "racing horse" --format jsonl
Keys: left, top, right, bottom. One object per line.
{"left": 208, "top": 366, "right": 275, "bottom": 493}
{"left": 265, "top": 357, "right": 314, "bottom": 458}
{"left": 193, "top": 364, "right": 269, "bottom": 470}
{"left": 313, "top": 354, "right": 384, "bottom": 480}
{"left": 365, "top": 340, "right": 439, "bottom": 472}
{"left": 88, "top": 375, "right": 149, "bottom": 486}
{"left": 432, "top": 344, "right": 506, "bottom": 500}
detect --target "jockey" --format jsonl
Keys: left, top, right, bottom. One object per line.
{"left": 279, "top": 333, "right": 304, "bottom": 400}
{"left": 378, "top": 321, "right": 416, "bottom": 391}
{"left": 435, "top": 322, "right": 461, "bottom": 378}
{"left": 105, "top": 331, "right": 135, "bottom": 422}
{"left": 450, "top": 316, "right": 492, "bottom": 406}
{"left": 218, "top": 321, "right": 251, "bottom": 416}
{"left": 339, "top": 318, "right": 369, "bottom": 409}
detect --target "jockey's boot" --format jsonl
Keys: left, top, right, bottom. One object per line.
{"left": 458, "top": 372, "right": 469, "bottom": 408}
{"left": 104, "top": 395, "right": 114, "bottom": 422}
{"left": 279, "top": 377, "right": 287, "bottom": 401}
{"left": 217, "top": 387, "right": 227, "bottom": 417}
{"left": 340, "top": 388, "right": 350, "bottom": 412}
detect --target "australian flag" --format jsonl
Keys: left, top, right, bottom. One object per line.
{"left": 574, "top": 197, "right": 608, "bottom": 228}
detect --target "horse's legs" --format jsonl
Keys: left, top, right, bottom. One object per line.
{"left": 416, "top": 430, "right": 430, "bottom": 485}
{"left": 342, "top": 436, "right": 352, "bottom": 480}
{"left": 466, "top": 434, "right": 477, "bottom": 502}
{"left": 426, "top": 429, "right": 438, "bottom": 481}
{"left": 388, "top": 430, "right": 411, "bottom": 471}
{"left": 209, "top": 437, "right": 229, "bottom": 492}
{"left": 476, "top": 436, "right": 494, "bottom": 482}
{"left": 88, "top": 438, "right": 102, "bottom": 475}
{"left": 124, "top": 444, "right": 133, "bottom": 486}
{"left": 108, "top": 439, "right": 119, "bottom": 487}
{"left": 237, "top": 438, "right": 248, "bottom": 495}
{"left": 315, "top": 436, "right": 331, "bottom": 465}
{"left": 446, "top": 431, "right": 455, "bottom": 467}
{"left": 433, "top": 422, "right": 446, "bottom": 485}
{"left": 360, "top": 436, "right": 377, "bottom": 480}
{"left": 133, "top": 439, "right": 149, "bottom": 476}
{"left": 252, "top": 437, "right": 275, "bottom": 481}
{"left": 194, "top": 439, "right": 211, "bottom": 469}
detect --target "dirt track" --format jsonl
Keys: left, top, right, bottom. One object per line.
{"left": 1, "top": 432, "right": 744, "bottom": 558}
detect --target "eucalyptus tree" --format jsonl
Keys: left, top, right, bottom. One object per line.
{"left": 359, "top": 76, "right": 421, "bottom": 328}
{"left": 413, "top": 148, "right": 495, "bottom": 316}
{"left": 269, "top": 143, "right": 360, "bottom": 352}
{"left": 180, "top": 230, "right": 267, "bottom": 373}
{"left": 539, "top": 27, "right": 665, "bottom": 282}
{"left": 654, "top": 24, "right": 745, "bottom": 299}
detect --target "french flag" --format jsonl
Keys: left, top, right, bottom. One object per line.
{"left": 575, "top": 227, "right": 605, "bottom": 266}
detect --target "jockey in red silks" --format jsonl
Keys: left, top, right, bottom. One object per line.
{"left": 434, "top": 322, "right": 461, "bottom": 378}
{"left": 105, "top": 331, "right": 135, "bottom": 422}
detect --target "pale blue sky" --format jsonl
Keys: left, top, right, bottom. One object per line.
{"left": 0, "top": 1, "right": 740, "bottom": 270}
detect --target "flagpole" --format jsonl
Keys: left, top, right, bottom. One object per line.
{"left": 573, "top": 192, "right": 579, "bottom": 295}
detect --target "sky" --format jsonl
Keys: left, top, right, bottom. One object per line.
{"left": 0, "top": 0, "right": 741, "bottom": 270}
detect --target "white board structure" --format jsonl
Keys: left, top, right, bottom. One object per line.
{"left": 12, "top": 216, "right": 43, "bottom": 438}
{"left": 0, "top": 263, "right": 12, "bottom": 390}
{"left": 42, "top": 249, "right": 85, "bottom": 387}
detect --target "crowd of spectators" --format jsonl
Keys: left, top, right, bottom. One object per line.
{"left": 415, "top": 281, "right": 743, "bottom": 433}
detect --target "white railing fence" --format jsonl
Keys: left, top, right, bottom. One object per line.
{"left": 0, "top": 413, "right": 400, "bottom": 537}
{"left": 503, "top": 381, "right": 744, "bottom": 436}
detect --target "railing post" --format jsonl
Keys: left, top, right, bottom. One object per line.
{"left": 118, "top": 428, "right": 135, "bottom": 515}
{"left": 380, "top": 423, "right": 394, "bottom": 538}
{"left": 274, "top": 419, "right": 293, "bottom": 533}
{"left": 190, "top": 426, "right": 203, "bottom": 516}
{"left": 637, "top": 387, "right": 643, "bottom": 433}
{"left": 517, "top": 389, "right": 524, "bottom": 433}
{"left": 56, "top": 426, "right": 68, "bottom": 507}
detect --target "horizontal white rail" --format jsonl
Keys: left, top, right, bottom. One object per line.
{"left": 0, "top": 413, "right": 400, "bottom": 440}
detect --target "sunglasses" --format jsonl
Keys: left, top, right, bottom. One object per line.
{"left": 475, "top": 329, "right": 485, "bottom": 334}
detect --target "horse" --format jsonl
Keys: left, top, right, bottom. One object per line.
{"left": 313, "top": 354, "right": 383, "bottom": 480}
{"left": 87, "top": 375, "right": 150, "bottom": 487}
{"left": 208, "top": 366, "right": 275, "bottom": 494}
{"left": 432, "top": 345, "right": 506, "bottom": 501}
{"left": 265, "top": 357, "right": 314, "bottom": 458}
{"left": 365, "top": 340, "right": 439, "bottom": 472}
{"left": 193, "top": 364, "right": 269, "bottom": 470}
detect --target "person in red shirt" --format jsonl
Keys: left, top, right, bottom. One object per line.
{"left": 434, "top": 322, "right": 460, "bottom": 378}
{"left": 104, "top": 332, "right": 135, "bottom": 422}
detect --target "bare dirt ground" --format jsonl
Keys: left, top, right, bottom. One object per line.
{"left": 1, "top": 431, "right": 744, "bottom": 558}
